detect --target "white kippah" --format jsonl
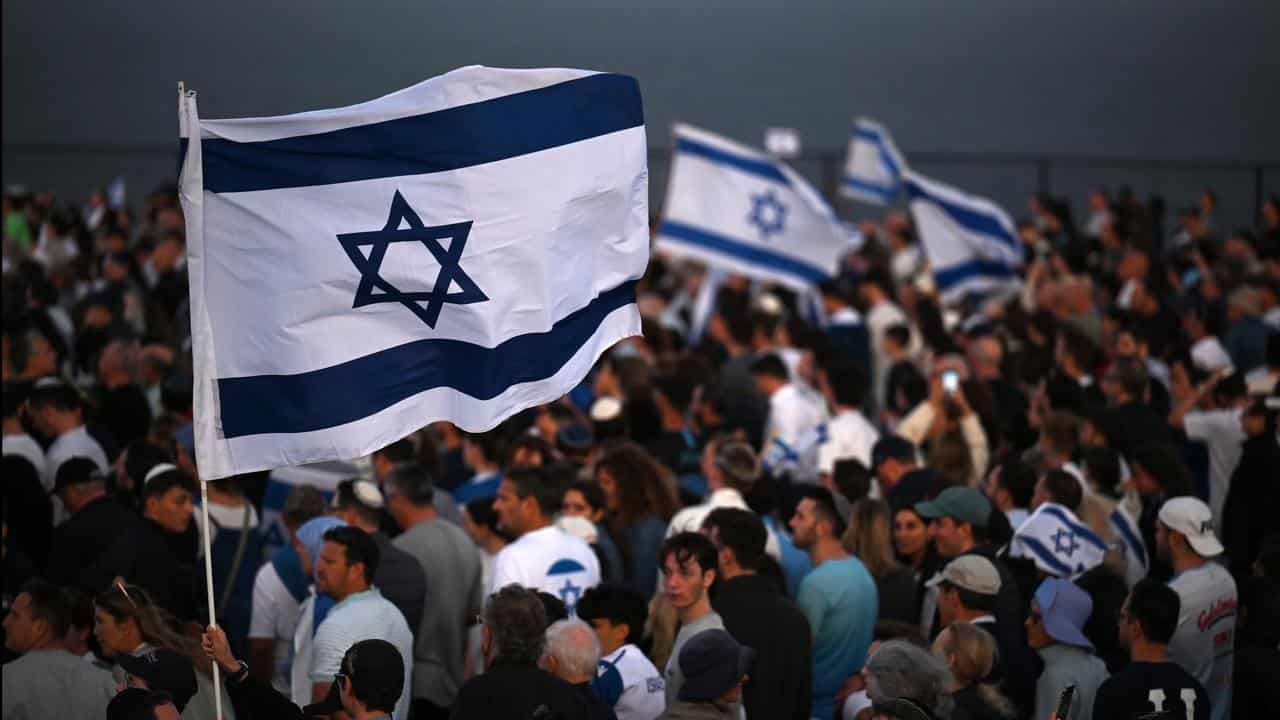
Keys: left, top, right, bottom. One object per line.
{"left": 590, "top": 396, "right": 623, "bottom": 422}
{"left": 144, "top": 463, "right": 179, "bottom": 485}
{"left": 352, "top": 479, "right": 385, "bottom": 509}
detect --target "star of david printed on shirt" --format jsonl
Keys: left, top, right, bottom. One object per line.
{"left": 337, "top": 190, "right": 488, "bottom": 328}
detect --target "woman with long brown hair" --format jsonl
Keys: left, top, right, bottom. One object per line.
{"left": 594, "top": 441, "right": 680, "bottom": 595}
{"left": 95, "top": 582, "right": 236, "bottom": 720}
{"left": 842, "top": 498, "right": 919, "bottom": 623}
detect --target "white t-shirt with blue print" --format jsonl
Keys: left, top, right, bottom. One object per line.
{"left": 593, "top": 643, "right": 665, "bottom": 720}
{"left": 489, "top": 525, "right": 601, "bottom": 613}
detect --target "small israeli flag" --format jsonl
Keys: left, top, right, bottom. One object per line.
{"left": 656, "top": 124, "right": 850, "bottom": 293}
{"left": 841, "top": 118, "right": 905, "bottom": 205}
{"left": 903, "top": 170, "right": 1024, "bottom": 305}
{"left": 1008, "top": 503, "right": 1107, "bottom": 579}
{"left": 178, "top": 66, "right": 648, "bottom": 479}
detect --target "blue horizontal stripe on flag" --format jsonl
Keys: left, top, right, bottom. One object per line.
{"left": 674, "top": 138, "right": 790, "bottom": 186}
{"left": 659, "top": 221, "right": 829, "bottom": 285}
{"left": 1041, "top": 505, "right": 1108, "bottom": 550}
{"left": 842, "top": 176, "right": 896, "bottom": 203}
{"left": 905, "top": 178, "right": 1019, "bottom": 253}
{"left": 852, "top": 126, "right": 902, "bottom": 177}
{"left": 1019, "top": 536, "right": 1074, "bottom": 576}
{"left": 933, "top": 259, "right": 1018, "bottom": 290}
{"left": 1111, "top": 510, "right": 1148, "bottom": 569}
{"left": 189, "top": 73, "right": 644, "bottom": 194}
{"left": 217, "top": 279, "right": 638, "bottom": 437}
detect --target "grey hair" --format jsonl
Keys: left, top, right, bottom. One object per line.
{"left": 382, "top": 463, "right": 435, "bottom": 506}
{"left": 544, "top": 619, "right": 602, "bottom": 679}
{"left": 865, "top": 639, "right": 955, "bottom": 719}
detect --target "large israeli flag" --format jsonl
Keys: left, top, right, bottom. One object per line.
{"left": 841, "top": 118, "right": 905, "bottom": 205}
{"left": 903, "top": 170, "right": 1024, "bottom": 305}
{"left": 656, "top": 123, "right": 848, "bottom": 293}
{"left": 178, "top": 66, "right": 648, "bottom": 479}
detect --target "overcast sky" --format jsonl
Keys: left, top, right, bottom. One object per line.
{"left": 4, "top": 1, "right": 1277, "bottom": 225}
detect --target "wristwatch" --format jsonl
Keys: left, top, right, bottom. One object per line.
{"left": 227, "top": 660, "right": 250, "bottom": 685}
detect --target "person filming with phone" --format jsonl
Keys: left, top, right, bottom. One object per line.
{"left": 895, "top": 358, "right": 991, "bottom": 489}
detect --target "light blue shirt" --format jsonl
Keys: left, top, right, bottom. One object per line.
{"left": 312, "top": 587, "right": 414, "bottom": 720}
{"left": 796, "top": 555, "right": 878, "bottom": 720}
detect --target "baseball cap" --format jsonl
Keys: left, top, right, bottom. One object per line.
{"left": 50, "top": 456, "right": 105, "bottom": 495}
{"left": 677, "top": 629, "right": 755, "bottom": 702}
{"left": 926, "top": 555, "right": 1001, "bottom": 595}
{"left": 107, "top": 688, "right": 175, "bottom": 720}
{"left": 116, "top": 649, "right": 197, "bottom": 711}
{"left": 871, "top": 435, "right": 916, "bottom": 471}
{"left": 914, "top": 486, "right": 991, "bottom": 527}
{"left": 1033, "top": 578, "right": 1094, "bottom": 650}
{"left": 1158, "top": 497, "right": 1225, "bottom": 557}
{"left": 304, "top": 638, "right": 405, "bottom": 716}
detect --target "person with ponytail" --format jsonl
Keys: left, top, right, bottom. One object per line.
{"left": 94, "top": 582, "right": 237, "bottom": 720}
{"left": 931, "top": 621, "right": 1017, "bottom": 720}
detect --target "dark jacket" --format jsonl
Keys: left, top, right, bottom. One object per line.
{"left": 224, "top": 671, "right": 306, "bottom": 720}
{"left": 1222, "top": 433, "right": 1280, "bottom": 577}
{"left": 48, "top": 495, "right": 143, "bottom": 589}
{"left": 658, "top": 699, "right": 737, "bottom": 720}
{"left": 451, "top": 661, "right": 592, "bottom": 720}
{"left": 373, "top": 531, "right": 428, "bottom": 630}
{"left": 572, "top": 681, "right": 618, "bottom": 720}
{"left": 1098, "top": 402, "right": 1172, "bottom": 460}
{"left": 711, "top": 573, "right": 812, "bottom": 720}
{"left": 875, "top": 565, "right": 920, "bottom": 624}
{"left": 90, "top": 517, "right": 201, "bottom": 621}
{"left": 964, "top": 545, "right": 1039, "bottom": 717}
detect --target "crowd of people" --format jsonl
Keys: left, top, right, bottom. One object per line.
{"left": 2, "top": 179, "right": 1279, "bottom": 720}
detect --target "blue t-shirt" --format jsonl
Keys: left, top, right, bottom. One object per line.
{"left": 796, "top": 555, "right": 878, "bottom": 720}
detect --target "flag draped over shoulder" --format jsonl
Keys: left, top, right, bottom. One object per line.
{"left": 841, "top": 117, "right": 905, "bottom": 205}
{"left": 1009, "top": 503, "right": 1107, "bottom": 579}
{"left": 178, "top": 66, "right": 649, "bottom": 479}
{"left": 903, "top": 169, "right": 1025, "bottom": 305}
{"left": 656, "top": 123, "right": 850, "bottom": 293}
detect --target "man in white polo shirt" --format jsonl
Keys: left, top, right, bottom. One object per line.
{"left": 1157, "top": 497, "right": 1237, "bottom": 720}
{"left": 310, "top": 525, "right": 414, "bottom": 720}
{"left": 25, "top": 379, "right": 108, "bottom": 510}
{"left": 491, "top": 466, "right": 600, "bottom": 613}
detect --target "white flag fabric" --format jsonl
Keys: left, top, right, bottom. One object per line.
{"left": 1110, "top": 495, "right": 1149, "bottom": 588}
{"left": 903, "top": 170, "right": 1025, "bottom": 305}
{"left": 178, "top": 66, "right": 649, "bottom": 479}
{"left": 841, "top": 118, "right": 905, "bottom": 205}
{"left": 656, "top": 123, "right": 848, "bottom": 293}
{"left": 1008, "top": 503, "right": 1107, "bottom": 579}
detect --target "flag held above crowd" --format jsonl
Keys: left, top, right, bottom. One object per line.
{"left": 903, "top": 169, "right": 1025, "bottom": 305}
{"left": 840, "top": 117, "right": 905, "bottom": 205}
{"left": 656, "top": 123, "right": 851, "bottom": 293}
{"left": 178, "top": 66, "right": 649, "bottom": 480}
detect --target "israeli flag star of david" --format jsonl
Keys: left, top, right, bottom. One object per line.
{"left": 179, "top": 66, "right": 649, "bottom": 479}
{"left": 656, "top": 123, "right": 850, "bottom": 293}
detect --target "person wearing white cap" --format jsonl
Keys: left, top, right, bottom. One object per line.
{"left": 1155, "top": 497, "right": 1237, "bottom": 720}
{"left": 330, "top": 478, "right": 427, "bottom": 633}
{"left": 1024, "top": 578, "right": 1108, "bottom": 720}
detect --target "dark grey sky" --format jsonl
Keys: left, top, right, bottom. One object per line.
{"left": 4, "top": 1, "right": 1278, "bottom": 226}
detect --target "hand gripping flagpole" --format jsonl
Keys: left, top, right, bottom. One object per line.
{"left": 182, "top": 79, "right": 223, "bottom": 720}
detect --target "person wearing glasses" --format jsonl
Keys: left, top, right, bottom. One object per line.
{"left": 1024, "top": 578, "right": 1109, "bottom": 720}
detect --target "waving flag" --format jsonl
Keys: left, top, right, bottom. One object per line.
{"left": 841, "top": 118, "right": 905, "bottom": 205}
{"left": 903, "top": 170, "right": 1025, "bottom": 305}
{"left": 179, "top": 66, "right": 649, "bottom": 479}
{"left": 656, "top": 123, "right": 849, "bottom": 293}
{"left": 1009, "top": 503, "right": 1107, "bottom": 579}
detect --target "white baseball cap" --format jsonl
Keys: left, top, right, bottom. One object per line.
{"left": 1158, "top": 497, "right": 1224, "bottom": 557}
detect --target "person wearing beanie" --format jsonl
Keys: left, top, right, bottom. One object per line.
{"left": 1025, "top": 578, "right": 1109, "bottom": 720}
{"left": 1156, "top": 497, "right": 1237, "bottom": 720}
{"left": 657, "top": 629, "right": 753, "bottom": 720}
